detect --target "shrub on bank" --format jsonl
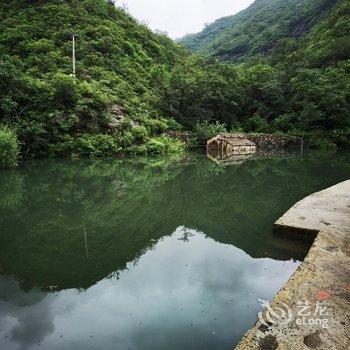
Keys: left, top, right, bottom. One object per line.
{"left": 128, "top": 136, "right": 185, "bottom": 155}
{"left": 75, "top": 134, "right": 120, "bottom": 157}
{"left": 0, "top": 126, "right": 20, "bottom": 169}
{"left": 308, "top": 137, "right": 337, "bottom": 152}
{"left": 132, "top": 125, "right": 148, "bottom": 143}
{"left": 52, "top": 133, "right": 120, "bottom": 158}
{"left": 192, "top": 121, "right": 227, "bottom": 145}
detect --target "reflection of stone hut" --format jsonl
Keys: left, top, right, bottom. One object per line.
{"left": 207, "top": 152, "right": 255, "bottom": 166}
{"left": 207, "top": 133, "right": 257, "bottom": 161}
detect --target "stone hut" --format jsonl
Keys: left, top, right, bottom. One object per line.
{"left": 207, "top": 133, "right": 257, "bottom": 161}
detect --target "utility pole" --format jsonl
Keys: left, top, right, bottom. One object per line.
{"left": 70, "top": 0, "right": 76, "bottom": 79}
{"left": 72, "top": 33, "right": 76, "bottom": 79}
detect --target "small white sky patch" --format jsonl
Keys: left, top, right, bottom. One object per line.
{"left": 118, "top": 0, "right": 254, "bottom": 39}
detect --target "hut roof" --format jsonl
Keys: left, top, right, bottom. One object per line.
{"left": 207, "top": 133, "right": 256, "bottom": 147}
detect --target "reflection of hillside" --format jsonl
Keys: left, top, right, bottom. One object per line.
{"left": 207, "top": 149, "right": 302, "bottom": 166}
{"left": 0, "top": 152, "right": 349, "bottom": 291}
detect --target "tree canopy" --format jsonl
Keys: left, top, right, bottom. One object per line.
{"left": 0, "top": 0, "right": 349, "bottom": 162}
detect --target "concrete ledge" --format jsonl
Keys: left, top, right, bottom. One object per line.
{"left": 235, "top": 180, "right": 350, "bottom": 350}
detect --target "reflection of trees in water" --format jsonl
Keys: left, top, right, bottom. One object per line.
{"left": 177, "top": 227, "right": 195, "bottom": 242}
{"left": 0, "top": 170, "right": 24, "bottom": 210}
{"left": 0, "top": 155, "right": 190, "bottom": 290}
{"left": 0, "top": 152, "right": 349, "bottom": 291}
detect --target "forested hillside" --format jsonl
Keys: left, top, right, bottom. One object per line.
{"left": 0, "top": 0, "right": 349, "bottom": 167}
{"left": 158, "top": 0, "right": 349, "bottom": 141}
{"left": 0, "top": 0, "right": 186, "bottom": 159}
{"left": 180, "top": 0, "right": 342, "bottom": 62}
{"left": 173, "top": 0, "right": 349, "bottom": 146}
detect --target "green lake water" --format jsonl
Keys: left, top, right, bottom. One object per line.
{"left": 0, "top": 152, "right": 349, "bottom": 350}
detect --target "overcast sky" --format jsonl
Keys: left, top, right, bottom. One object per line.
{"left": 119, "top": 0, "right": 254, "bottom": 39}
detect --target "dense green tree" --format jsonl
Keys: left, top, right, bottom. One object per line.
{"left": 0, "top": 126, "right": 20, "bottom": 168}
{"left": 180, "top": 0, "right": 342, "bottom": 62}
{"left": 0, "top": 0, "right": 187, "bottom": 159}
{"left": 178, "top": 0, "right": 349, "bottom": 146}
{"left": 0, "top": 0, "right": 349, "bottom": 162}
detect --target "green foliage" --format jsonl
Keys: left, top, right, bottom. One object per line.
{"left": 75, "top": 134, "right": 119, "bottom": 157}
{"left": 165, "top": 118, "right": 183, "bottom": 131}
{"left": 154, "top": 56, "right": 241, "bottom": 128}
{"left": 308, "top": 137, "right": 338, "bottom": 152}
{"left": 0, "top": 0, "right": 349, "bottom": 163}
{"left": 53, "top": 133, "right": 120, "bottom": 158}
{"left": 144, "top": 118, "right": 168, "bottom": 135}
{"left": 116, "top": 131, "right": 135, "bottom": 148}
{"left": 117, "top": 129, "right": 185, "bottom": 155}
{"left": 180, "top": 0, "right": 342, "bottom": 62}
{"left": 273, "top": 114, "right": 295, "bottom": 133}
{"left": 132, "top": 126, "right": 148, "bottom": 143}
{"left": 174, "top": 0, "right": 350, "bottom": 147}
{"left": 0, "top": 0, "right": 186, "bottom": 160}
{"left": 52, "top": 74, "right": 77, "bottom": 108}
{"left": 0, "top": 126, "right": 20, "bottom": 168}
{"left": 192, "top": 121, "right": 227, "bottom": 145}
{"left": 143, "top": 136, "right": 185, "bottom": 155}
{"left": 244, "top": 115, "right": 269, "bottom": 133}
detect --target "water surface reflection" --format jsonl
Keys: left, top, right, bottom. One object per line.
{"left": 0, "top": 152, "right": 349, "bottom": 349}
{"left": 1, "top": 228, "right": 300, "bottom": 350}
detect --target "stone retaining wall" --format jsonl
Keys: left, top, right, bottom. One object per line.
{"left": 245, "top": 134, "right": 302, "bottom": 155}
{"left": 235, "top": 180, "right": 350, "bottom": 350}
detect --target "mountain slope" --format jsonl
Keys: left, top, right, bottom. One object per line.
{"left": 0, "top": 0, "right": 185, "bottom": 158}
{"left": 0, "top": 0, "right": 349, "bottom": 165}
{"left": 180, "top": 0, "right": 342, "bottom": 62}
{"left": 295, "top": 0, "right": 350, "bottom": 67}
{"left": 160, "top": 0, "right": 350, "bottom": 147}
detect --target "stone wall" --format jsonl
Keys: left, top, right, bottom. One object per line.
{"left": 245, "top": 134, "right": 303, "bottom": 155}
{"left": 165, "top": 131, "right": 192, "bottom": 142}
{"left": 235, "top": 180, "right": 350, "bottom": 350}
